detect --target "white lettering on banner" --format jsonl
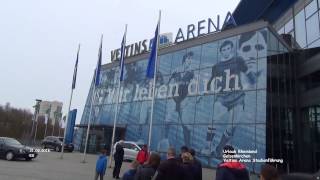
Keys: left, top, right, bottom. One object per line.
{"left": 202, "top": 79, "right": 210, "bottom": 95}
{"left": 122, "top": 89, "right": 130, "bottom": 103}
{"left": 210, "top": 77, "right": 222, "bottom": 93}
{"left": 157, "top": 85, "right": 168, "bottom": 99}
{"left": 224, "top": 69, "right": 232, "bottom": 92}
{"left": 133, "top": 84, "right": 140, "bottom": 101}
{"left": 107, "top": 89, "right": 116, "bottom": 103}
{"left": 188, "top": 78, "right": 199, "bottom": 96}
{"left": 147, "top": 81, "right": 153, "bottom": 100}
{"left": 233, "top": 74, "right": 241, "bottom": 90}
{"left": 140, "top": 87, "right": 148, "bottom": 100}
{"left": 168, "top": 83, "right": 179, "bottom": 98}
{"left": 103, "top": 68, "right": 244, "bottom": 102}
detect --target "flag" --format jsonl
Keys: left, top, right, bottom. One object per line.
{"left": 119, "top": 26, "right": 127, "bottom": 81}
{"left": 95, "top": 35, "right": 103, "bottom": 86}
{"left": 146, "top": 23, "right": 159, "bottom": 78}
{"left": 72, "top": 44, "right": 80, "bottom": 89}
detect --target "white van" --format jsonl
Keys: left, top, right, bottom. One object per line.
{"left": 113, "top": 141, "right": 143, "bottom": 161}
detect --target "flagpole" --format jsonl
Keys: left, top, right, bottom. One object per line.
{"left": 82, "top": 35, "right": 103, "bottom": 163}
{"left": 109, "top": 24, "right": 127, "bottom": 168}
{"left": 147, "top": 11, "right": 161, "bottom": 150}
{"left": 60, "top": 44, "right": 80, "bottom": 159}
{"left": 81, "top": 82, "right": 96, "bottom": 162}
{"left": 52, "top": 121, "right": 55, "bottom": 136}
{"left": 33, "top": 114, "right": 39, "bottom": 144}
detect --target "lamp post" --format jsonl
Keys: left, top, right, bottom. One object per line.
{"left": 44, "top": 104, "right": 51, "bottom": 138}
{"left": 32, "top": 99, "right": 42, "bottom": 145}
{"left": 58, "top": 113, "right": 63, "bottom": 137}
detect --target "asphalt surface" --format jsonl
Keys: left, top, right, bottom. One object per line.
{"left": 0, "top": 151, "right": 216, "bottom": 180}
{"left": 0, "top": 150, "right": 261, "bottom": 180}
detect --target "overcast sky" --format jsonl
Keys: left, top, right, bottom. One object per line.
{"left": 0, "top": 0, "right": 240, "bottom": 124}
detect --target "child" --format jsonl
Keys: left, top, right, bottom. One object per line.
{"left": 95, "top": 149, "right": 108, "bottom": 180}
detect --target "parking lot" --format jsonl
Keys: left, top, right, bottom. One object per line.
{"left": 0, "top": 151, "right": 222, "bottom": 180}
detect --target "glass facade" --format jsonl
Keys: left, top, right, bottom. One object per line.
{"left": 277, "top": 0, "right": 320, "bottom": 48}
{"left": 79, "top": 27, "right": 288, "bottom": 172}
{"left": 301, "top": 105, "right": 320, "bottom": 172}
{"left": 266, "top": 52, "right": 296, "bottom": 173}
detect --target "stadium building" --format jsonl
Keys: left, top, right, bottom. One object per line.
{"left": 76, "top": 0, "right": 320, "bottom": 173}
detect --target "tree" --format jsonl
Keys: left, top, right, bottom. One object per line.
{"left": 0, "top": 103, "right": 33, "bottom": 139}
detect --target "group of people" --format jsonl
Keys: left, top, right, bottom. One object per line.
{"left": 94, "top": 142, "right": 282, "bottom": 180}
{"left": 122, "top": 145, "right": 202, "bottom": 180}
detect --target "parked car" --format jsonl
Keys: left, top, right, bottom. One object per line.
{"left": 0, "top": 137, "right": 38, "bottom": 161}
{"left": 41, "top": 136, "right": 74, "bottom": 152}
{"left": 113, "top": 141, "right": 143, "bottom": 161}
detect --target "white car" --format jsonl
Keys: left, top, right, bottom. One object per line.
{"left": 113, "top": 141, "right": 142, "bottom": 161}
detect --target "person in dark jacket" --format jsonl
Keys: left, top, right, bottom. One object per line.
{"left": 216, "top": 145, "right": 249, "bottom": 180}
{"left": 177, "top": 145, "right": 189, "bottom": 162}
{"left": 122, "top": 160, "right": 140, "bottom": 180}
{"left": 113, "top": 141, "right": 124, "bottom": 179}
{"left": 155, "top": 147, "right": 184, "bottom": 180}
{"left": 134, "top": 153, "right": 161, "bottom": 180}
{"left": 181, "top": 152, "right": 196, "bottom": 180}
{"left": 189, "top": 148, "right": 202, "bottom": 180}
{"left": 95, "top": 149, "right": 108, "bottom": 180}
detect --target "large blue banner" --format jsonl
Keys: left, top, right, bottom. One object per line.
{"left": 66, "top": 109, "right": 77, "bottom": 144}
{"left": 81, "top": 28, "right": 287, "bottom": 172}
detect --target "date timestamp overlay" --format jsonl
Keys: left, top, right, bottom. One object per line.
{"left": 29, "top": 148, "right": 51, "bottom": 153}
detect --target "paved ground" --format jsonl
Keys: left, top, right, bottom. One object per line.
{"left": 0, "top": 151, "right": 259, "bottom": 180}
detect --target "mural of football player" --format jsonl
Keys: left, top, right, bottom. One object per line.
{"left": 157, "top": 51, "right": 195, "bottom": 151}
{"left": 207, "top": 39, "right": 247, "bottom": 159}
{"left": 238, "top": 30, "right": 267, "bottom": 90}
{"left": 203, "top": 30, "right": 267, "bottom": 160}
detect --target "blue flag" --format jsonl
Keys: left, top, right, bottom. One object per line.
{"left": 72, "top": 45, "right": 80, "bottom": 89}
{"left": 146, "top": 24, "right": 159, "bottom": 78}
{"left": 95, "top": 36, "right": 103, "bottom": 86}
{"left": 119, "top": 32, "right": 126, "bottom": 81}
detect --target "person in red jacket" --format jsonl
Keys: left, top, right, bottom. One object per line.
{"left": 136, "top": 144, "right": 149, "bottom": 165}
{"left": 216, "top": 145, "right": 249, "bottom": 180}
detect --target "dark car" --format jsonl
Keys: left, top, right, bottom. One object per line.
{"left": 41, "top": 136, "right": 74, "bottom": 152}
{"left": 0, "top": 137, "right": 38, "bottom": 161}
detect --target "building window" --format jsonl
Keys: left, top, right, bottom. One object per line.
{"left": 278, "top": 26, "right": 284, "bottom": 35}
{"left": 308, "top": 38, "right": 320, "bottom": 47}
{"left": 306, "top": 12, "right": 320, "bottom": 45}
{"left": 305, "top": 0, "right": 318, "bottom": 18}
{"left": 294, "top": 10, "right": 307, "bottom": 48}
{"left": 284, "top": 19, "right": 294, "bottom": 34}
